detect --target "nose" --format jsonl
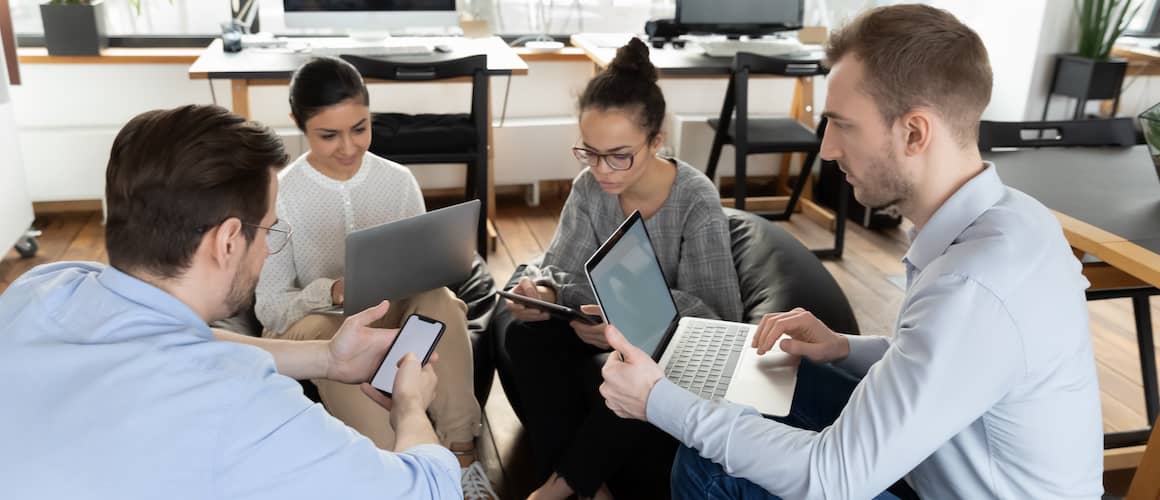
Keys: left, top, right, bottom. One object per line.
{"left": 819, "top": 122, "right": 839, "bottom": 163}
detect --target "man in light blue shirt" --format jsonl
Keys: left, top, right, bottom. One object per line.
{"left": 598, "top": 5, "right": 1103, "bottom": 499}
{"left": 0, "top": 105, "right": 461, "bottom": 499}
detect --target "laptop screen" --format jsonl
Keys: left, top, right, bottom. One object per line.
{"left": 586, "top": 212, "right": 679, "bottom": 359}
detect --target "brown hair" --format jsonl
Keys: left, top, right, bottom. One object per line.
{"left": 104, "top": 104, "right": 288, "bottom": 278}
{"left": 578, "top": 37, "right": 666, "bottom": 141}
{"left": 825, "top": 4, "right": 992, "bottom": 145}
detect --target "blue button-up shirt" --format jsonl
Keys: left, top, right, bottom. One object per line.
{"left": 0, "top": 262, "right": 460, "bottom": 499}
{"left": 647, "top": 164, "right": 1104, "bottom": 499}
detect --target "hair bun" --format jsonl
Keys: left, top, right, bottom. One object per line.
{"left": 608, "top": 37, "right": 658, "bottom": 83}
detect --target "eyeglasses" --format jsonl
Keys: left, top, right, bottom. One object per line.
{"left": 244, "top": 219, "right": 293, "bottom": 255}
{"left": 196, "top": 218, "right": 293, "bottom": 255}
{"left": 571, "top": 141, "right": 648, "bottom": 171}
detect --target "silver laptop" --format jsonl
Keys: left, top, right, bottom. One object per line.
{"left": 330, "top": 200, "right": 479, "bottom": 316}
{"left": 584, "top": 210, "right": 798, "bottom": 416}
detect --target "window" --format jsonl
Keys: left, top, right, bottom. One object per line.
{"left": 13, "top": 0, "right": 229, "bottom": 36}
{"left": 1127, "top": 0, "right": 1160, "bottom": 36}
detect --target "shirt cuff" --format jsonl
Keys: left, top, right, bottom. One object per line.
{"left": 834, "top": 334, "right": 891, "bottom": 377}
{"left": 304, "top": 278, "right": 338, "bottom": 308}
{"left": 646, "top": 378, "right": 702, "bottom": 440}
{"left": 398, "top": 443, "right": 460, "bottom": 476}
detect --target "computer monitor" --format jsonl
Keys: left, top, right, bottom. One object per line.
{"left": 676, "top": 0, "right": 803, "bottom": 37}
{"left": 283, "top": 0, "right": 458, "bottom": 34}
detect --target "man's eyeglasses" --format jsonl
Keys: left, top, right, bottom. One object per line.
{"left": 196, "top": 218, "right": 293, "bottom": 255}
{"left": 245, "top": 219, "right": 293, "bottom": 255}
{"left": 571, "top": 141, "right": 648, "bottom": 171}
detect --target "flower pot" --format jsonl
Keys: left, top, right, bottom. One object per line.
{"left": 39, "top": 1, "right": 107, "bottom": 56}
{"left": 1046, "top": 54, "right": 1128, "bottom": 119}
{"left": 1139, "top": 101, "right": 1160, "bottom": 168}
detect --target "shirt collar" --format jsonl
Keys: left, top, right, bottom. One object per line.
{"left": 96, "top": 265, "right": 212, "bottom": 338}
{"left": 903, "top": 162, "right": 1005, "bottom": 273}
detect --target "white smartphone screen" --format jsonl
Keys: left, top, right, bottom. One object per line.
{"left": 370, "top": 315, "right": 444, "bottom": 395}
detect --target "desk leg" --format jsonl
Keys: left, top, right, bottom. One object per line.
{"left": 230, "top": 79, "right": 251, "bottom": 119}
{"left": 485, "top": 77, "right": 497, "bottom": 255}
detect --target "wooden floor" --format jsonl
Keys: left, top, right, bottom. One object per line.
{"left": 3, "top": 194, "right": 1158, "bottom": 498}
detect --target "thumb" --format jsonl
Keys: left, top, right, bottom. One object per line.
{"left": 580, "top": 304, "right": 603, "bottom": 319}
{"left": 778, "top": 337, "right": 827, "bottom": 360}
{"left": 605, "top": 326, "right": 645, "bottom": 361}
{"left": 350, "top": 300, "right": 391, "bottom": 327}
{"left": 516, "top": 277, "right": 536, "bottom": 293}
{"left": 397, "top": 352, "right": 419, "bottom": 368}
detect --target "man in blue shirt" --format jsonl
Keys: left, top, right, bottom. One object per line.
{"left": 0, "top": 104, "right": 461, "bottom": 499}
{"left": 598, "top": 4, "right": 1103, "bottom": 499}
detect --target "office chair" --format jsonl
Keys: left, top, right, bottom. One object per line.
{"left": 978, "top": 118, "right": 1137, "bottom": 151}
{"left": 340, "top": 54, "right": 490, "bottom": 257}
{"left": 979, "top": 118, "right": 1155, "bottom": 450}
{"left": 705, "top": 52, "right": 846, "bottom": 258}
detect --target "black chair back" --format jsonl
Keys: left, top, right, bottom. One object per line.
{"left": 340, "top": 54, "right": 487, "bottom": 81}
{"left": 978, "top": 118, "right": 1138, "bottom": 151}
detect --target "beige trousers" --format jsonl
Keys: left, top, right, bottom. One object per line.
{"left": 271, "top": 288, "right": 481, "bottom": 450}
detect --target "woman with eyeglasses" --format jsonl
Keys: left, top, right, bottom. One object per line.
{"left": 501, "top": 38, "right": 743, "bottom": 500}
{"left": 252, "top": 56, "right": 495, "bottom": 497}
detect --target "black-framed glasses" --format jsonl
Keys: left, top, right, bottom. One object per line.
{"left": 571, "top": 141, "right": 648, "bottom": 171}
{"left": 244, "top": 219, "right": 293, "bottom": 255}
{"left": 196, "top": 218, "right": 293, "bottom": 255}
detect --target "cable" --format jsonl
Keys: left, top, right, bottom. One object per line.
{"left": 208, "top": 79, "right": 218, "bottom": 105}
{"left": 499, "top": 74, "right": 512, "bottom": 127}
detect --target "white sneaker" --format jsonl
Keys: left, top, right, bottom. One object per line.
{"left": 461, "top": 461, "right": 500, "bottom": 500}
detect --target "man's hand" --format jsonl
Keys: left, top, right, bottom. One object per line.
{"left": 325, "top": 300, "right": 398, "bottom": 384}
{"left": 599, "top": 326, "right": 664, "bottom": 421}
{"left": 752, "top": 307, "right": 850, "bottom": 363}
{"left": 331, "top": 279, "right": 345, "bottom": 306}
{"left": 359, "top": 352, "right": 439, "bottom": 421}
{"left": 571, "top": 304, "right": 609, "bottom": 349}
{"left": 504, "top": 277, "right": 557, "bottom": 322}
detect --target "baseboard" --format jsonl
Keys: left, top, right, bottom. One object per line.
{"left": 33, "top": 200, "right": 102, "bottom": 215}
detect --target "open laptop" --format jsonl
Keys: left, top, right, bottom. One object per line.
{"left": 322, "top": 199, "right": 479, "bottom": 316}
{"left": 584, "top": 210, "right": 798, "bottom": 416}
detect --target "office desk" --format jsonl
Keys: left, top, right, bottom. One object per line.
{"left": 189, "top": 37, "right": 530, "bottom": 245}
{"left": 986, "top": 145, "right": 1160, "bottom": 451}
{"left": 570, "top": 33, "right": 836, "bottom": 229}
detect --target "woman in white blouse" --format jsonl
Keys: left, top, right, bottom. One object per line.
{"left": 254, "top": 57, "right": 486, "bottom": 486}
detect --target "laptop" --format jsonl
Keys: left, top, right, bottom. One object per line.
{"left": 324, "top": 200, "right": 479, "bottom": 316}
{"left": 584, "top": 210, "right": 798, "bottom": 416}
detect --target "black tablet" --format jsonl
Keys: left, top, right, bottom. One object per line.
{"left": 497, "top": 289, "right": 602, "bottom": 325}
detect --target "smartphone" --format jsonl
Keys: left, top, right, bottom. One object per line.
{"left": 497, "top": 289, "right": 603, "bottom": 325}
{"left": 370, "top": 314, "right": 446, "bottom": 397}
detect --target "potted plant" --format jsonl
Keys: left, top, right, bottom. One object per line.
{"left": 39, "top": 0, "right": 108, "bottom": 56}
{"left": 1046, "top": 0, "right": 1142, "bottom": 119}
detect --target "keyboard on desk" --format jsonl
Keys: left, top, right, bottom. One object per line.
{"left": 698, "top": 39, "right": 808, "bottom": 58}
{"left": 663, "top": 319, "right": 749, "bottom": 401}
{"left": 305, "top": 39, "right": 433, "bottom": 57}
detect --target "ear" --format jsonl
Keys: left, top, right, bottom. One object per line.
{"left": 649, "top": 131, "right": 665, "bottom": 153}
{"left": 210, "top": 217, "right": 246, "bottom": 269}
{"left": 901, "top": 109, "right": 933, "bottom": 157}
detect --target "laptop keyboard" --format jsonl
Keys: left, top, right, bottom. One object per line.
{"left": 663, "top": 321, "right": 748, "bottom": 401}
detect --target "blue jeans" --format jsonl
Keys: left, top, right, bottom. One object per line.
{"left": 669, "top": 359, "right": 904, "bottom": 500}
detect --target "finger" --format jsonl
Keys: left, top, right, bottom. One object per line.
{"left": 580, "top": 304, "right": 602, "bottom": 315}
{"left": 757, "top": 311, "right": 810, "bottom": 353}
{"left": 397, "top": 352, "right": 419, "bottom": 369}
{"left": 516, "top": 277, "right": 537, "bottom": 297}
{"left": 349, "top": 300, "right": 392, "bottom": 328}
{"left": 360, "top": 383, "right": 393, "bottom": 411}
{"left": 753, "top": 312, "right": 783, "bottom": 348}
{"left": 427, "top": 352, "right": 440, "bottom": 366}
{"left": 604, "top": 326, "right": 645, "bottom": 362}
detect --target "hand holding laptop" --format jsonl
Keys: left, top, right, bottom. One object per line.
{"left": 752, "top": 308, "right": 850, "bottom": 362}
{"left": 600, "top": 325, "right": 664, "bottom": 421}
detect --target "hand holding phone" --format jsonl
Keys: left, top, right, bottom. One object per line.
{"left": 498, "top": 289, "right": 603, "bottom": 325}
{"left": 371, "top": 314, "right": 446, "bottom": 397}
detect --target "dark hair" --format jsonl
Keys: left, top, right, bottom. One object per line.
{"left": 289, "top": 56, "right": 370, "bottom": 130}
{"left": 104, "top": 104, "right": 288, "bottom": 279}
{"left": 825, "top": 4, "right": 992, "bottom": 146}
{"left": 577, "top": 38, "right": 666, "bottom": 141}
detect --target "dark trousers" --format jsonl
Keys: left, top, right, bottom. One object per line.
{"left": 670, "top": 359, "right": 912, "bottom": 500}
{"left": 504, "top": 318, "right": 677, "bottom": 498}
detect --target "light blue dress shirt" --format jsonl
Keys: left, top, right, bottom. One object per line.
{"left": 647, "top": 164, "right": 1104, "bottom": 499}
{"left": 0, "top": 262, "right": 461, "bottom": 499}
